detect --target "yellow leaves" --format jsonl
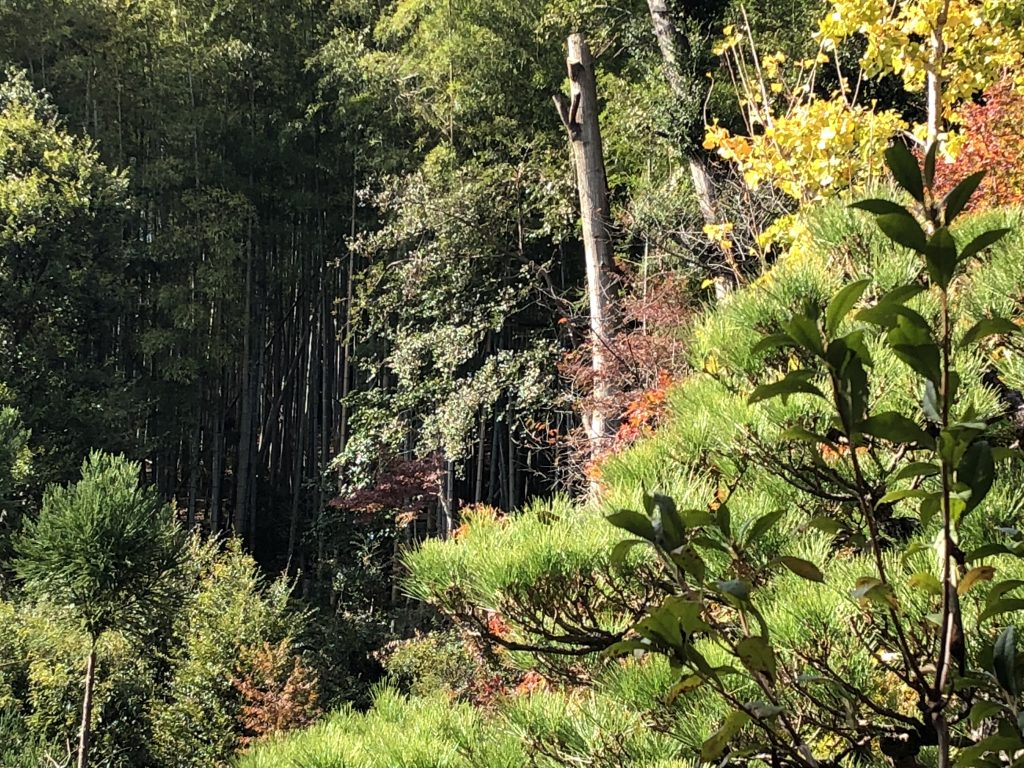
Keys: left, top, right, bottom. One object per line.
{"left": 703, "top": 222, "right": 735, "bottom": 252}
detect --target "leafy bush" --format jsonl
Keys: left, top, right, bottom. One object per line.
{"left": 150, "top": 538, "right": 309, "bottom": 767}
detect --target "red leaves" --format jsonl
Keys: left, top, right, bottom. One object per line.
{"left": 933, "top": 80, "right": 1024, "bottom": 211}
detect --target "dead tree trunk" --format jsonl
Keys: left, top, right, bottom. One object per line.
{"left": 554, "top": 33, "right": 617, "bottom": 457}
{"left": 645, "top": 0, "right": 720, "bottom": 228}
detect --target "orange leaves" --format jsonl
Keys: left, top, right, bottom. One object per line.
{"left": 233, "top": 640, "right": 320, "bottom": 748}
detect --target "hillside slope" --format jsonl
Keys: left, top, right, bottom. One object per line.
{"left": 239, "top": 200, "right": 1024, "bottom": 768}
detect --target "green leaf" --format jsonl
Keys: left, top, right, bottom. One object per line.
{"left": 604, "top": 638, "right": 649, "bottom": 658}
{"left": 942, "top": 170, "right": 985, "bottom": 226}
{"left": 892, "top": 462, "right": 939, "bottom": 481}
{"left": 751, "top": 332, "right": 795, "bottom": 356}
{"left": 825, "top": 279, "right": 871, "bottom": 336}
{"left": 670, "top": 546, "right": 706, "bottom": 582}
{"left": 879, "top": 488, "right": 931, "bottom": 504}
{"left": 807, "top": 516, "right": 843, "bottom": 534}
{"left": 908, "top": 571, "right": 942, "bottom": 596}
{"left": 700, "top": 709, "right": 750, "bottom": 762}
{"left": 716, "top": 580, "right": 751, "bottom": 602}
{"left": 850, "top": 198, "right": 913, "bottom": 217}
{"left": 748, "top": 372, "right": 825, "bottom": 405}
{"left": 960, "top": 228, "right": 1011, "bottom": 262}
{"left": 860, "top": 411, "right": 933, "bottom": 447}
{"left": 735, "top": 636, "right": 777, "bottom": 683}
{"left": 609, "top": 539, "right": 648, "bottom": 565}
{"left": 925, "top": 227, "right": 958, "bottom": 289}
{"left": 651, "top": 493, "right": 685, "bottom": 551}
{"left": 923, "top": 141, "right": 938, "bottom": 189}
{"left": 993, "top": 626, "right": 1017, "bottom": 695}
{"left": 961, "top": 317, "right": 1020, "bottom": 348}
{"left": 665, "top": 674, "right": 704, "bottom": 704}
{"left": 969, "top": 700, "right": 1002, "bottom": 728}
{"left": 978, "top": 598, "right": 1024, "bottom": 623}
{"left": 744, "top": 510, "right": 784, "bottom": 548}
{"left": 877, "top": 212, "right": 927, "bottom": 253}
{"left": 959, "top": 441, "right": 995, "bottom": 516}
{"left": 607, "top": 510, "right": 656, "bottom": 542}
{"left": 781, "top": 425, "right": 830, "bottom": 445}
{"left": 885, "top": 142, "right": 924, "bottom": 202}
{"left": 780, "top": 556, "right": 824, "bottom": 583}
{"left": 923, "top": 380, "right": 941, "bottom": 422}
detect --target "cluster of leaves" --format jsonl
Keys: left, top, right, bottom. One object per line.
{"left": 607, "top": 146, "right": 1024, "bottom": 765}
{"left": 934, "top": 79, "right": 1024, "bottom": 210}
{"left": 233, "top": 639, "right": 320, "bottom": 748}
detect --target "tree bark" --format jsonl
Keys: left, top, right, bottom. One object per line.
{"left": 645, "top": 0, "right": 721, "bottom": 228}
{"left": 555, "top": 33, "right": 617, "bottom": 457}
{"left": 77, "top": 639, "right": 97, "bottom": 768}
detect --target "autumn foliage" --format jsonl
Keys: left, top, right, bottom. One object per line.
{"left": 933, "top": 79, "right": 1024, "bottom": 210}
{"left": 234, "top": 640, "right": 321, "bottom": 748}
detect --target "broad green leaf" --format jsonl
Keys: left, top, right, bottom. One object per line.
{"left": 860, "top": 411, "right": 933, "bottom": 447}
{"left": 993, "top": 626, "right": 1017, "bottom": 695}
{"left": 825, "top": 279, "right": 871, "bottom": 336}
{"left": 748, "top": 374, "right": 825, "bottom": 405}
{"left": 879, "top": 488, "right": 931, "bottom": 504}
{"left": 716, "top": 579, "right": 751, "bottom": 602}
{"left": 959, "top": 441, "right": 995, "bottom": 516}
{"left": 603, "top": 638, "right": 649, "bottom": 657}
{"left": 923, "top": 141, "right": 938, "bottom": 188}
{"left": 609, "top": 539, "right": 648, "bottom": 565}
{"left": 751, "top": 332, "right": 794, "bottom": 356}
{"left": 960, "top": 228, "right": 1011, "bottom": 262}
{"left": 909, "top": 571, "right": 942, "bottom": 595}
{"left": 665, "top": 674, "right": 704, "bottom": 704}
{"left": 942, "top": 170, "right": 985, "bottom": 226}
{"left": 700, "top": 709, "right": 750, "bottom": 762}
{"left": 892, "top": 461, "right": 939, "bottom": 481}
{"left": 651, "top": 493, "right": 685, "bottom": 551}
{"left": 807, "top": 516, "right": 843, "bottom": 534}
{"left": 978, "top": 598, "right": 1024, "bottom": 623}
{"left": 969, "top": 700, "right": 1002, "bottom": 728}
{"left": 735, "top": 636, "right": 777, "bottom": 682}
{"left": 925, "top": 227, "right": 958, "bottom": 289}
{"left": 884, "top": 142, "right": 924, "bottom": 202}
{"left": 744, "top": 510, "right": 784, "bottom": 548}
{"left": 781, "top": 425, "right": 830, "bottom": 445}
{"left": 670, "top": 546, "right": 706, "bottom": 583}
{"left": 877, "top": 212, "right": 927, "bottom": 253}
{"left": 850, "top": 198, "right": 912, "bottom": 217}
{"left": 961, "top": 317, "right": 1020, "bottom": 348}
{"left": 780, "top": 556, "right": 824, "bottom": 583}
{"left": 607, "top": 510, "right": 656, "bottom": 542}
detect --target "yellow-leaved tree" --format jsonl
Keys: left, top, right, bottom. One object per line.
{"left": 705, "top": 0, "right": 1024, "bottom": 208}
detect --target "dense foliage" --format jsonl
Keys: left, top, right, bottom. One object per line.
{"left": 1, "top": 0, "right": 1023, "bottom": 765}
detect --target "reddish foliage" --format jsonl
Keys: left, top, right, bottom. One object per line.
{"left": 933, "top": 79, "right": 1024, "bottom": 210}
{"left": 330, "top": 453, "right": 442, "bottom": 526}
{"left": 513, "top": 670, "right": 547, "bottom": 696}
{"left": 556, "top": 272, "right": 693, "bottom": 475}
{"left": 615, "top": 370, "right": 673, "bottom": 447}
{"left": 233, "top": 640, "right": 320, "bottom": 748}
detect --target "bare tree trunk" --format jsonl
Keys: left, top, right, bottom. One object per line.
{"left": 645, "top": 0, "right": 721, "bottom": 228}
{"left": 555, "top": 33, "right": 617, "bottom": 457}
{"left": 926, "top": 0, "right": 951, "bottom": 148}
{"left": 77, "top": 639, "right": 97, "bottom": 768}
